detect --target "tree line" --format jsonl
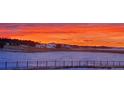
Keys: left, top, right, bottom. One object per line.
{"left": 0, "top": 38, "right": 40, "bottom": 48}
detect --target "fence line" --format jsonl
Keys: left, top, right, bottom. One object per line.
{"left": 1, "top": 60, "right": 124, "bottom": 69}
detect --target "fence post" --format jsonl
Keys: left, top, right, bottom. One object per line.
{"left": 71, "top": 60, "right": 73, "bottom": 67}
{"left": 5, "top": 62, "right": 7, "bottom": 69}
{"left": 106, "top": 61, "right": 108, "bottom": 67}
{"left": 93, "top": 61, "right": 95, "bottom": 67}
{"left": 16, "top": 61, "right": 18, "bottom": 69}
{"left": 55, "top": 60, "right": 56, "bottom": 68}
{"left": 27, "top": 61, "right": 28, "bottom": 69}
{"left": 63, "top": 61, "right": 65, "bottom": 67}
{"left": 87, "top": 61, "right": 89, "bottom": 67}
{"left": 37, "top": 61, "right": 38, "bottom": 69}
{"left": 119, "top": 61, "right": 120, "bottom": 67}
{"left": 100, "top": 61, "right": 102, "bottom": 67}
{"left": 46, "top": 61, "right": 48, "bottom": 69}
{"left": 113, "top": 61, "right": 114, "bottom": 67}
{"left": 79, "top": 61, "right": 81, "bottom": 67}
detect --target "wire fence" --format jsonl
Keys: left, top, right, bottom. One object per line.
{"left": 1, "top": 60, "right": 124, "bottom": 69}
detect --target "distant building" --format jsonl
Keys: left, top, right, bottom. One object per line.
{"left": 35, "top": 43, "right": 73, "bottom": 49}
{"left": 46, "top": 43, "right": 56, "bottom": 48}
{"left": 61, "top": 44, "right": 72, "bottom": 49}
{"left": 20, "top": 45, "right": 29, "bottom": 48}
{"left": 35, "top": 44, "right": 46, "bottom": 48}
{"left": 36, "top": 43, "right": 56, "bottom": 48}
{"left": 63, "top": 45, "right": 72, "bottom": 49}
{"left": 6, "top": 43, "right": 10, "bottom": 46}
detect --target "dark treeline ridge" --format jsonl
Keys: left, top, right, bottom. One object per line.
{"left": 0, "top": 38, "right": 114, "bottom": 49}
{"left": 0, "top": 38, "right": 40, "bottom": 48}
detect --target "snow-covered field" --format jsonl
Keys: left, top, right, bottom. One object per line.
{"left": 0, "top": 51, "right": 124, "bottom": 69}
{"left": 0, "top": 51, "right": 124, "bottom": 62}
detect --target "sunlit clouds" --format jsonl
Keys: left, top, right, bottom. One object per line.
{"left": 0, "top": 23, "right": 124, "bottom": 47}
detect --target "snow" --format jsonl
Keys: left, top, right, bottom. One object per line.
{"left": 0, "top": 51, "right": 124, "bottom": 69}
{"left": 0, "top": 51, "right": 124, "bottom": 62}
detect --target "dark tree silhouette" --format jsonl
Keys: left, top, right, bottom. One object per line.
{"left": 0, "top": 38, "right": 40, "bottom": 47}
{"left": 0, "top": 42, "right": 5, "bottom": 48}
{"left": 55, "top": 44, "right": 62, "bottom": 48}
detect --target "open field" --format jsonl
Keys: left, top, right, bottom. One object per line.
{"left": 2, "top": 45, "right": 124, "bottom": 54}
{"left": 1, "top": 51, "right": 124, "bottom": 62}
{"left": 1, "top": 51, "right": 124, "bottom": 69}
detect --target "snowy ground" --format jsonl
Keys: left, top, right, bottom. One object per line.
{"left": 0, "top": 51, "right": 124, "bottom": 69}
{"left": 1, "top": 51, "right": 124, "bottom": 62}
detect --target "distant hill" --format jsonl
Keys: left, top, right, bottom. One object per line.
{"left": 0, "top": 38, "right": 114, "bottom": 49}
{"left": 0, "top": 38, "right": 40, "bottom": 48}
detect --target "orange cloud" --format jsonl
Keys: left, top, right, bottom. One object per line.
{"left": 0, "top": 23, "right": 124, "bottom": 47}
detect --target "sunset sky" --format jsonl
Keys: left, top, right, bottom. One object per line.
{"left": 0, "top": 23, "right": 124, "bottom": 47}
